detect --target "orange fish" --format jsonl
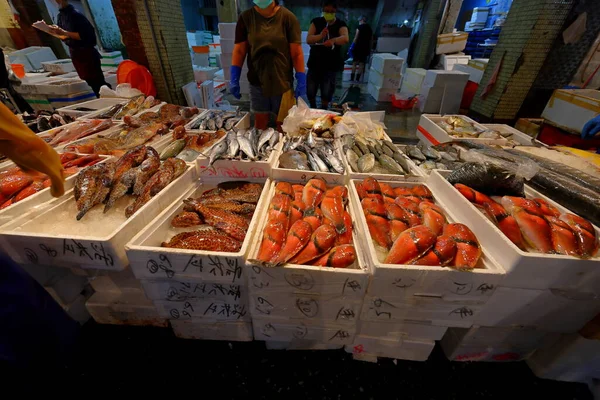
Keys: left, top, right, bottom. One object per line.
{"left": 292, "top": 184, "right": 304, "bottom": 202}
{"left": 384, "top": 225, "right": 436, "bottom": 264}
{"left": 367, "top": 214, "right": 391, "bottom": 249}
{"left": 302, "top": 178, "right": 326, "bottom": 216}
{"left": 290, "top": 200, "right": 306, "bottom": 225}
{"left": 274, "top": 181, "right": 294, "bottom": 199}
{"left": 482, "top": 201, "right": 526, "bottom": 251}
{"left": 362, "top": 197, "right": 387, "bottom": 218}
{"left": 532, "top": 198, "right": 561, "bottom": 218}
{"left": 394, "top": 197, "right": 422, "bottom": 227}
{"left": 560, "top": 213, "right": 598, "bottom": 258}
{"left": 355, "top": 181, "right": 367, "bottom": 200}
{"left": 379, "top": 183, "right": 396, "bottom": 203}
{"left": 290, "top": 224, "right": 337, "bottom": 265}
{"left": 362, "top": 177, "right": 382, "bottom": 200}
{"left": 443, "top": 223, "right": 482, "bottom": 269}
{"left": 325, "top": 186, "right": 348, "bottom": 202}
{"left": 313, "top": 244, "right": 356, "bottom": 268}
{"left": 385, "top": 203, "right": 410, "bottom": 242}
{"left": 270, "top": 220, "right": 312, "bottom": 266}
{"left": 267, "top": 194, "right": 292, "bottom": 233}
{"left": 411, "top": 235, "right": 457, "bottom": 266}
{"left": 411, "top": 184, "right": 434, "bottom": 201}
{"left": 336, "top": 211, "right": 353, "bottom": 245}
{"left": 419, "top": 202, "right": 447, "bottom": 236}
{"left": 257, "top": 220, "right": 287, "bottom": 262}
{"left": 546, "top": 216, "right": 579, "bottom": 257}
{"left": 454, "top": 184, "right": 494, "bottom": 206}
{"left": 303, "top": 214, "right": 322, "bottom": 231}
{"left": 321, "top": 195, "right": 346, "bottom": 234}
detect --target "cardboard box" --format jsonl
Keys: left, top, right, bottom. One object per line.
{"left": 370, "top": 53, "right": 404, "bottom": 76}
{"left": 368, "top": 68, "right": 401, "bottom": 89}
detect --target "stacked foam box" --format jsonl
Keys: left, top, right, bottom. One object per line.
{"left": 218, "top": 23, "right": 250, "bottom": 94}
{"left": 452, "top": 58, "right": 488, "bottom": 84}
{"left": 8, "top": 46, "right": 57, "bottom": 71}
{"left": 400, "top": 68, "right": 426, "bottom": 95}
{"left": 427, "top": 171, "right": 600, "bottom": 362}
{"left": 439, "top": 53, "right": 471, "bottom": 71}
{"left": 418, "top": 70, "right": 469, "bottom": 113}
{"left": 346, "top": 179, "right": 505, "bottom": 362}
{"left": 100, "top": 51, "right": 124, "bottom": 68}
{"left": 368, "top": 54, "right": 403, "bottom": 102}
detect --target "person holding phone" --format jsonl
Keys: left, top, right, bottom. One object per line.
{"left": 305, "top": 0, "right": 349, "bottom": 109}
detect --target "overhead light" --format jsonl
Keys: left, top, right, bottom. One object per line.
{"left": 404, "top": 19, "right": 409, "bottom": 24}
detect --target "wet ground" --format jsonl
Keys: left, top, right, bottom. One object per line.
{"left": 4, "top": 321, "right": 593, "bottom": 398}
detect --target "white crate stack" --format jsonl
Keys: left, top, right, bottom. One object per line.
{"left": 246, "top": 181, "right": 369, "bottom": 350}
{"left": 400, "top": 68, "right": 426, "bottom": 96}
{"left": 218, "top": 23, "right": 250, "bottom": 95}
{"left": 346, "top": 179, "right": 505, "bottom": 362}
{"left": 418, "top": 70, "right": 469, "bottom": 114}
{"left": 427, "top": 171, "right": 600, "bottom": 362}
{"left": 439, "top": 53, "right": 471, "bottom": 71}
{"left": 368, "top": 53, "right": 403, "bottom": 102}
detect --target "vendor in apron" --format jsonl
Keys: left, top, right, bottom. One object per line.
{"left": 49, "top": 1, "right": 109, "bottom": 97}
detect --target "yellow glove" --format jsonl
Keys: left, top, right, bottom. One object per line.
{"left": 0, "top": 104, "right": 64, "bottom": 197}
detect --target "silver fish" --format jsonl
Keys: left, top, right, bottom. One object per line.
{"left": 177, "top": 148, "right": 201, "bottom": 162}
{"left": 439, "top": 151, "right": 458, "bottom": 162}
{"left": 306, "top": 151, "right": 320, "bottom": 171}
{"left": 224, "top": 117, "right": 240, "bottom": 131}
{"left": 269, "top": 130, "right": 280, "bottom": 149}
{"left": 421, "top": 160, "right": 437, "bottom": 173}
{"left": 406, "top": 145, "right": 426, "bottom": 161}
{"left": 346, "top": 149, "right": 360, "bottom": 172}
{"left": 323, "top": 151, "right": 344, "bottom": 174}
{"left": 280, "top": 150, "right": 310, "bottom": 170}
{"left": 226, "top": 131, "right": 239, "bottom": 159}
{"left": 207, "top": 117, "right": 217, "bottom": 131}
{"left": 215, "top": 114, "right": 224, "bottom": 129}
{"left": 307, "top": 130, "right": 317, "bottom": 148}
{"left": 340, "top": 134, "right": 355, "bottom": 149}
{"left": 248, "top": 128, "right": 259, "bottom": 154}
{"left": 379, "top": 154, "right": 404, "bottom": 175}
{"left": 310, "top": 151, "right": 330, "bottom": 172}
{"left": 392, "top": 152, "right": 411, "bottom": 173}
{"left": 418, "top": 143, "right": 441, "bottom": 161}
{"left": 199, "top": 117, "right": 209, "bottom": 131}
{"left": 357, "top": 153, "right": 375, "bottom": 173}
{"left": 237, "top": 131, "right": 256, "bottom": 160}
{"left": 208, "top": 140, "right": 228, "bottom": 166}
{"left": 258, "top": 128, "right": 275, "bottom": 153}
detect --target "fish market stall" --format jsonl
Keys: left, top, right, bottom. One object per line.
{"left": 417, "top": 114, "right": 509, "bottom": 146}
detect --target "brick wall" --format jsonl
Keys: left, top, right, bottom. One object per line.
{"left": 110, "top": 0, "right": 149, "bottom": 67}
{"left": 469, "top": 0, "right": 575, "bottom": 121}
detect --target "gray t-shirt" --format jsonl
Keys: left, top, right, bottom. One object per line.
{"left": 235, "top": 7, "right": 301, "bottom": 97}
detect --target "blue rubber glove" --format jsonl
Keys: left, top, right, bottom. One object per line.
{"left": 348, "top": 43, "right": 355, "bottom": 58}
{"left": 295, "top": 71, "right": 307, "bottom": 99}
{"left": 582, "top": 115, "right": 600, "bottom": 139}
{"left": 229, "top": 65, "right": 242, "bottom": 99}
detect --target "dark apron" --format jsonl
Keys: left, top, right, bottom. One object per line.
{"left": 70, "top": 47, "right": 103, "bottom": 81}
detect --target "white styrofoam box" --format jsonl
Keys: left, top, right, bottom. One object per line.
{"left": 361, "top": 295, "right": 484, "bottom": 328}
{"left": 422, "top": 69, "right": 470, "bottom": 89}
{"left": 418, "top": 85, "right": 464, "bottom": 114}
{"left": 469, "top": 58, "right": 489, "bottom": 70}
{"left": 155, "top": 296, "right": 250, "bottom": 322}
{"left": 21, "top": 263, "right": 68, "bottom": 286}
{"left": 126, "top": 178, "right": 270, "bottom": 283}
{"left": 441, "top": 325, "right": 560, "bottom": 362}
{"left": 375, "top": 37, "right": 411, "bottom": 53}
{"left": 171, "top": 319, "right": 253, "bottom": 341}
{"left": 0, "top": 165, "right": 197, "bottom": 271}
{"left": 218, "top": 23, "right": 236, "bottom": 39}
{"left": 47, "top": 272, "right": 88, "bottom": 304}
{"left": 271, "top": 139, "right": 346, "bottom": 185}
{"left": 46, "top": 287, "right": 91, "bottom": 324}
{"left": 86, "top": 289, "right": 168, "bottom": 327}
{"left": 57, "top": 97, "right": 126, "bottom": 119}
{"left": 440, "top": 54, "right": 471, "bottom": 71}
{"left": 428, "top": 171, "right": 600, "bottom": 293}
{"left": 471, "top": 7, "right": 490, "bottom": 23}
{"left": 452, "top": 64, "right": 484, "bottom": 84}
{"left": 480, "top": 123, "right": 542, "bottom": 146}
{"left": 472, "top": 287, "right": 600, "bottom": 333}
{"left": 401, "top": 68, "right": 426, "bottom": 92}
{"left": 193, "top": 66, "right": 219, "bottom": 82}
{"left": 253, "top": 316, "right": 356, "bottom": 344}
{"left": 196, "top": 141, "right": 282, "bottom": 179}
{"left": 247, "top": 181, "right": 369, "bottom": 298}
{"left": 368, "top": 69, "right": 401, "bottom": 89}
{"left": 367, "top": 83, "right": 396, "bottom": 102}
{"left": 370, "top": 53, "right": 404, "bottom": 76}
{"left": 193, "top": 52, "right": 210, "bottom": 67}
{"left": 86, "top": 266, "right": 143, "bottom": 293}
{"left": 35, "top": 78, "right": 92, "bottom": 96}
{"left": 436, "top": 32, "right": 468, "bottom": 55}
{"left": 357, "top": 320, "right": 447, "bottom": 341}
{"left": 220, "top": 39, "right": 235, "bottom": 54}
{"left": 349, "top": 179, "right": 504, "bottom": 300}
{"left": 42, "top": 59, "right": 75, "bottom": 74}
{"left": 141, "top": 279, "right": 245, "bottom": 303}
{"left": 465, "top": 21, "right": 485, "bottom": 32}
{"left": 541, "top": 89, "right": 600, "bottom": 134}
{"left": 24, "top": 94, "right": 53, "bottom": 112}
{"left": 346, "top": 335, "right": 435, "bottom": 361}
{"left": 10, "top": 46, "right": 57, "bottom": 71}
{"left": 527, "top": 333, "right": 600, "bottom": 383}
{"left": 265, "top": 341, "right": 343, "bottom": 350}
{"left": 417, "top": 114, "right": 508, "bottom": 145}
{"left": 49, "top": 91, "right": 97, "bottom": 110}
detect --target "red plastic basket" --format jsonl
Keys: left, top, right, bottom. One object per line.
{"left": 392, "top": 94, "right": 418, "bottom": 109}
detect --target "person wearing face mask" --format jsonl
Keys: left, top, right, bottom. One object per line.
{"left": 306, "top": 0, "right": 349, "bottom": 109}
{"left": 348, "top": 15, "right": 372, "bottom": 83}
{"left": 230, "top": 0, "right": 306, "bottom": 130}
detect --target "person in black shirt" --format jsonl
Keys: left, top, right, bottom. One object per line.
{"left": 306, "top": 1, "right": 349, "bottom": 109}
{"left": 348, "top": 15, "right": 372, "bottom": 83}
{"left": 47, "top": 1, "right": 109, "bottom": 97}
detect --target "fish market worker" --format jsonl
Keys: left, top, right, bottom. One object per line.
{"left": 230, "top": 0, "right": 306, "bottom": 130}
{"left": 306, "top": 1, "right": 349, "bottom": 109}
{"left": 41, "top": 1, "right": 109, "bottom": 97}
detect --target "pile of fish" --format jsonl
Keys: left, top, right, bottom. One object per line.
{"left": 66, "top": 122, "right": 168, "bottom": 155}
{"left": 74, "top": 145, "right": 186, "bottom": 220}
{"left": 204, "top": 128, "right": 280, "bottom": 166}
{"left": 298, "top": 114, "right": 339, "bottom": 139}
{"left": 437, "top": 116, "right": 505, "bottom": 140}
{"left": 253, "top": 180, "right": 356, "bottom": 268}
{"left": 403, "top": 143, "right": 461, "bottom": 174}
{"left": 357, "top": 177, "right": 482, "bottom": 269}
{"left": 445, "top": 140, "right": 600, "bottom": 227}
{"left": 97, "top": 96, "right": 161, "bottom": 120}
{"left": 19, "top": 111, "right": 75, "bottom": 133}
{"left": 40, "top": 119, "right": 114, "bottom": 147}
{"left": 189, "top": 110, "right": 243, "bottom": 131}
{"left": 341, "top": 134, "right": 411, "bottom": 175}
{"left": 449, "top": 167, "right": 599, "bottom": 259}
{"left": 122, "top": 104, "right": 199, "bottom": 129}
{"left": 159, "top": 127, "right": 227, "bottom": 162}
{"left": 0, "top": 153, "right": 103, "bottom": 210}
{"left": 162, "top": 182, "right": 262, "bottom": 251}
{"left": 279, "top": 134, "right": 344, "bottom": 174}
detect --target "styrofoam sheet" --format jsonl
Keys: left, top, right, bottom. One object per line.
{"left": 0, "top": 165, "right": 197, "bottom": 271}
{"left": 356, "top": 320, "right": 447, "bottom": 341}
{"left": 171, "top": 319, "right": 253, "bottom": 341}
{"left": 428, "top": 171, "right": 600, "bottom": 293}
{"left": 154, "top": 297, "right": 250, "bottom": 322}
{"left": 253, "top": 316, "right": 356, "bottom": 344}
{"left": 141, "top": 279, "right": 245, "bottom": 303}
{"left": 346, "top": 335, "right": 435, "bottom": 361}
{"left": 126, "top": 178, "right": 270, "bottom": 283}
{"left": 247, "top": 181, "right": 369, "bottom": 298}
{"left": 417, "top": 114, "right": 508, "bottom": 146}
{"left": 196, "top": 141, "right": 282, "bottom": 179}
{"left": 349, "top": 179, "right": 504, "bottom": 300}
